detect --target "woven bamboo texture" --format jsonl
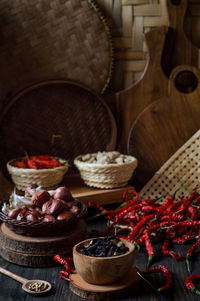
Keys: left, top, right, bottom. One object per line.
{"left": 139, "top": 129, "right": 200, "bottom": 200}
{"left": 74, "top": 154, "right": 138, "bottom": 188}
{"left": 0, "top": 0, "right": 113, "bottom": 112}
{"left": 96, "top": 0, "right": 200, "bottom": 90}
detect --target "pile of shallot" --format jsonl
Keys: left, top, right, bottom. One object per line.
{"left": 7, "top": 185, "right": 81, "bottom": 223}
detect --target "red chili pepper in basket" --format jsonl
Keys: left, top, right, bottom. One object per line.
{"left": 33, "top": 155, "right": 52, "bottom": 160}
{"left": 186, "top": 239, "right": 200, "bottom": 273}
{"left": 139, "top": 265, "right": 173, "bottom": 293}
{"left": 184, "top": 274, "right": 200, "bottom": 296}
{"left": 13, "top": 161, "right": 27, "bottom": 168}
{"left": 161, "top": 240, "right": 182, "bottom": 260}
{"left": 27, "top": 159, "right": 38, "bottom": 169}
{"left": 35, "top": 159, "right": 61, "bottom": 168}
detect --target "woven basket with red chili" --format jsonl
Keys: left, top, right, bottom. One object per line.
{"left": 11, "top": 155, "right": 62, "bottom": 169}
{"left": 7, "top": 155, "right": 69, "bottom": 191}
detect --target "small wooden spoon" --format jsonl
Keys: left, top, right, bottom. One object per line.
{"left": 0, "top": 267, "right": 52, "bottom": 295}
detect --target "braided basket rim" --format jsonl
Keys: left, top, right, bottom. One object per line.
{"left": 7, "top": 157, "right": 68, "bottom": 174}
{"left": 74, "top": 154, "right": 138, "bottom": 169}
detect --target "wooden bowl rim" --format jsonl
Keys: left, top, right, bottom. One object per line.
{"left": 73, "top": 237, "right": 135, "bottom": 260}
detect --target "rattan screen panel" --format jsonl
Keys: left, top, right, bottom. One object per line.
{"left": 0, "top": 0, "right": 113, "bottom": 110}
{"left": 139, "top": 129, "right": 200, "bottom": 200}
{"left": 0, "top": 80, "right": 117, "bottom": 180}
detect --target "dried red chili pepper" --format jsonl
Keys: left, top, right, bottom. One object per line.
{"left": 184, "top": 274, "right": 200, "bottom": 296}
{"left": 159, "top": 195, "right": 174, "bottom": 211}
{"left": 128, "top": 214, "right": 156, "bottom": 240}
{"left": 167, "top": 220, "right": 200, "bottom": 228}
{"left": 140, "top": 265, "right": 173, "bottom": 293}
{"left": 177, "top": 192, "right": 199, "bottom": 214}
{"left": 161, "top": 240, "right": 182, "bottom": 260}
{"left": 104, "top": 202, "right": 141, "bottom": 235}
{"left": 87, "top": 198, "right": 138, "bottom": 221}
{"left": 166, "top": 199, "right": 183, "bottom": 212}
{"left": 53, "top": 255, "right": 74, "bottom": 281}
{"left": 186, "top": 239, "right": 200, "bottom": 272}
{"left": 187, "top": 205, "right": 198, "bottom": 220}
{"left": 122, "top": 189, "right": 139, "bottom": 203}
{"left": 165, "top": 227, "right": 176, "bottom": 239}
{"left": 172, "top": 228, "right": 194, "bottom": 245}
{"left": 144, "top": 229, "right": 155, "bottom": 268}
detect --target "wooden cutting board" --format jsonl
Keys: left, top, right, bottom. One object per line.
{"left": 115, "top": 26, "right": 168, "bottom": 153}
{"left": 128, "top": 64, "right": 200, "bottom": 189}
{"left": 162, "top": 0, "right": 199, "bottom": 77}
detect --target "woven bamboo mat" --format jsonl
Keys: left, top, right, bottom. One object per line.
{"left": 0, "top": 80, "right": 117, "bottom": 180}
{"left": 0, "top": 0, "right": 113, "bottom": 112}
{"left": 139, "top": 129, "right": 200, "bottom": 200}
{"left": 96, "top": 0, "right": 200, "bottom": 90}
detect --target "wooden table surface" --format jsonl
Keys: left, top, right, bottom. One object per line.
{"left": 0, "top": 218, "right": 199, "bottom": 301}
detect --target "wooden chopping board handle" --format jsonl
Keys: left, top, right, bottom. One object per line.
{"left": 144, "top": 26, "right": 168, "bottom": 67}
{"left": 168, "top": 65, "right": 200, "bottom": 97}
{"left": 167, "top": 0, "right": 187, "bottom": 32}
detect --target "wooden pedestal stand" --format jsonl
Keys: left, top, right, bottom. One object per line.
{"left": 70, "top": 267, "right": 141, "bottom": 300}
{"left": 65, "top": 175, "right": 134, "bottom": 205}
{"left": 0, "top": 219, "right": 86, "bottom": 267}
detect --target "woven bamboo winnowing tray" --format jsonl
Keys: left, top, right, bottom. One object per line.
{"left": 0, "top": 80, "right": 117, "bottom": 181}
{"left": 0, "top": 0, "right": 113, "bottom": 109}
{"left": 139, "top": 129, "right": 200, "bottom": 200}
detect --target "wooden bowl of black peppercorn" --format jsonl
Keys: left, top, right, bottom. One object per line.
{"left": 73, "top": 236, "right": 135, "bottom": 285}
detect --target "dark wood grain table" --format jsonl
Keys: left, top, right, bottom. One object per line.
{"left": 0, "top": 218, "right": 199, "bottom": 301}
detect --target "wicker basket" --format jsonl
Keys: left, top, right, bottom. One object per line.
{"left": 0, "top": 199, "right": 87, "bottom": 237}
{"left": 7, "top": 157, "right": 69, "bottom": 191}
{"left": 139, "top": 129, "right": 200, "bottom": 200}
{"left": 74, "top": 154, "right": 138, "bottom": 189}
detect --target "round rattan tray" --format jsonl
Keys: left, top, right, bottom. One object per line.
{"left": 0, "top": 0, "right": 113, "bottom": 109}
{"left": 0, "top": 80, "right": 117, "bottom": 181}
{"left": 0, "top": 199, "right": 87, "bottom": 237}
